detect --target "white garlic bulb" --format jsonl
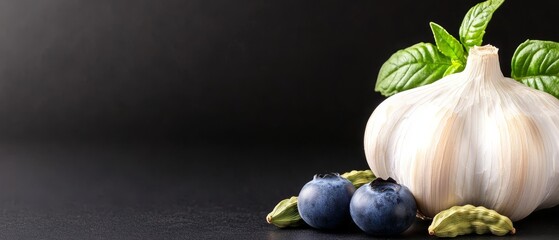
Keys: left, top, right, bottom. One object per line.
{"left": 364, "top": 45, "right": 559, "bottom": 221}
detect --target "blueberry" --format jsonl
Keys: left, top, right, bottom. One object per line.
{"left": 297, "top": 173, "right": 356, "bottom": 230}
{"left": 350, "top": 177, "right": 417, "bottom": 236}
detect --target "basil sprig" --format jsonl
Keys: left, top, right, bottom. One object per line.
{"left": 375, "top": 0, "right": 559, "bottom": 99}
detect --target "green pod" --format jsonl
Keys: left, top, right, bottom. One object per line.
{"left": 266, "top": 196, "right": 305, "bottom": 228}
{"left": 341, "top": 169, "right": 376, "bottom": 188}
{"left": 428, "top": 205, "right": 516, "bottom": 237}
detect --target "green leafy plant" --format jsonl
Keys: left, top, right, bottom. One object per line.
{"left": 375, "top": 0, "right": 559, "bottom": 99}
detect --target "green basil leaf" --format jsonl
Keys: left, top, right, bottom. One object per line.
{"left": 518, "top": 76, "right": 559, "bottom": 98}
{"left": 430, "top": 22, "right": 465, "bottom": 62}
{"left": 459, "top": 0, "right": 504, "bottom": 52}
{"left": 376, "top": 43, "right": 452, "bottom": 96}
{"left": 511, "top": 40, "right": 559, "bottom": 98}
{"left": 443, "top": 61, "right": 465, "bottom": 77}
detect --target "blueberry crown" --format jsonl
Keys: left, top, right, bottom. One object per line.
{"left": 313, "top": 173, "right": 341, "bottom": 180}
{"left": 369, "top": 177, "right": 400, "bottom": 192}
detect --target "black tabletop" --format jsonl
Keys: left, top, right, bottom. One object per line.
{"left": 0, "top": 142, "right": 557, "bottom": 239}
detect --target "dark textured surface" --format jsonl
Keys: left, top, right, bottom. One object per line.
{"left": 0, "top": 142, "right": 557, "bottom": 239}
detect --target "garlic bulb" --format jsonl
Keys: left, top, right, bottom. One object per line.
{"left": 364, "top": 45, "right": 559, "bottom": 221}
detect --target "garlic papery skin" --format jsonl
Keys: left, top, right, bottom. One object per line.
{"left": 364, "top": 45, "right": 559, "bottom": 221}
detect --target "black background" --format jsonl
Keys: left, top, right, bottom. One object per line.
{"left": 0, "top": 0, "right": 559, "bottom": 239}
{"left": 0, "top": 0, "right": 556, "bottom": 146}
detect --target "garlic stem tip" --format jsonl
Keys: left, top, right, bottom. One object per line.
{"left": 470, "top": 44, "right": 499, "bottom": 56}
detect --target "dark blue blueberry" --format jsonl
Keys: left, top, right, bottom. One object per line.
{"left": 350, "top": 177, "right": 417, "bottom": 236}
{"left": 297, "top": 173, "right": 356, "bottom": 230}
